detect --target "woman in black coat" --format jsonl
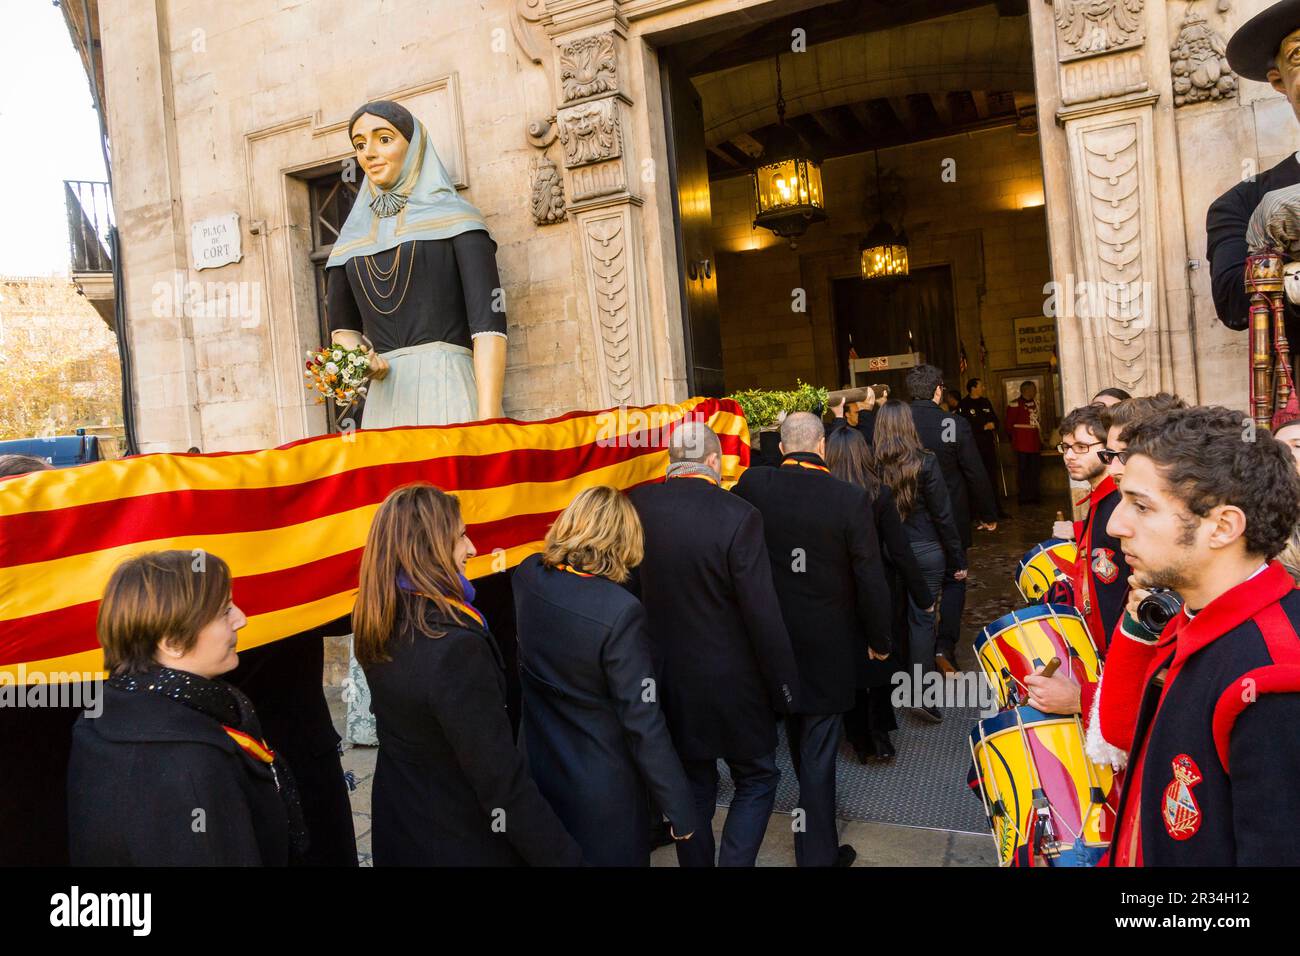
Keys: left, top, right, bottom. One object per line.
{"left": 68, "top": 550, "right": 302, "bottom": 866}
{"left": 826, "top": 425, "right": 933, "bottom": 761}
{"left": 513, "top": 486, "right": 698, "bottom": 866}
{"left": 873, "top": 401, "right": 966, "bottom": 723}
{"left": 355, "top": 483, "right": 581, "bottom": 867}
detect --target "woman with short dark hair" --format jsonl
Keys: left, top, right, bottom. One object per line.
{"left": 68, "top": 550, "right": 303, "bottom": 865}
{"left": 513, "top": 486, "right": 697, "bottom": 865}
{"left": 355, "top": 483, "right": 581, "bottom": 866}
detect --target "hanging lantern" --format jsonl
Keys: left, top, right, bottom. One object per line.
{"left": 751, "top": 56, "right": 827, "bottom": 241}
{"left": 860, "top": 150, "right": 909, "bottom": 280}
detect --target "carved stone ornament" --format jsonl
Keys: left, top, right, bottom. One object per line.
{"left": 1079, "top": 121, "right": 1149, "bottom": 392}
{"left": 556, "top": 98, "right": 621, "bottom": 168}
{"left": 1170, "top": 6, "right": 1237, "bottom": 107}
{"left": 560, "top": 33, "right": 618, "bottom": 103}
{"left": 582, "top": 213, "right": 635, "bottom": 404}
{"left": 1055, "top": 0, "right": 1146, "bottom": 62}
{"left": 530, "top": 155, "right": 567, "bottom": 225}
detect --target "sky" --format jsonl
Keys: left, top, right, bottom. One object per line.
{"left": 0, "top": 1, "right": 109, "bottom": 276}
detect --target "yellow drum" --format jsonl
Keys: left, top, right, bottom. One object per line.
{"left": 1016, "top": 539, "right": 1077, "bottom": 603}
{"left": 975, "top": 604, "right": 1100, "bottom": 710}
{"left": 969, "top": 706, "right": 1118, "bottom": 867}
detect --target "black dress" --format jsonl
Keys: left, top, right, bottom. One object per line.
{"left": 67, "top": 684, "right": 289, "bottom": 866}
{"left": 325, "top": 231, "right": 507, "bottom": 351}
{"left": 512, "top": 554, "right": 697, "bottom": 866}
{"left": 361, "top": 598, "right": 581, "bottom": 866}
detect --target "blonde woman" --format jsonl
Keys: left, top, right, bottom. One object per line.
{"left": 512, "top": 486, "right": 697, "bottom": 866}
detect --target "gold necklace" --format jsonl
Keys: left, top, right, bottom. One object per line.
{"left": 365, "top": 243, "right": 401, "bottom": 282}
{"left": 351, "top": 244, "right": 416, "bottom": 316}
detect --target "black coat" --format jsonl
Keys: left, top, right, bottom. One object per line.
{"left": 227, "top": 622, "right": 357, "bottom": 866}
{"left": 362, "top": 601, "right": 581, "bottom": 867}
{"left": 733, "top": 452, "right": 893, "bottom": 715}
{"left": 908, "top": 399, "right": 997, "bottom": 548}
{"left": 901, "top": 453, "right": 967, "bottom": 571}
{"left": 628, "top": 477, "right": 799, "bottom": 761}
{"left": 1207, "top": 152, "right": 1300, "bottom": 340}
{"left": 67, "top": 684, "right": 289, "bottom": 866}
{"left": 957, "top": 395, "right": 999, "bottom": 456}
{"left": 512, "top": 554, "right": 696, "bottom": 866}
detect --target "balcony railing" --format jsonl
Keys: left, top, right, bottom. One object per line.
{"left": 64, "top": 179, "right": 113, "bottom": 274}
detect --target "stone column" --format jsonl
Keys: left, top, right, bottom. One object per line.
{"left": 98, "top": 0, "right": 205, "bottom": 451}
{"left": 1031, "top": 0, "right": 1199, "bottom": 408}
{"left": 543, "top": 14, "right": 660, "bottom": 407}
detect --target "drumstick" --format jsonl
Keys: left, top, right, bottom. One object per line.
{"left": 1040, "top": 657, "right": 1061, "bottom": 678}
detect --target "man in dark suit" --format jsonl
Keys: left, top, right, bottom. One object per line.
{"left": 734, "top": 412, "right": 893, "bottom": 868}
{"left": 906, "top": 364, "right": 998, "bottom": 672}
{"left": 1211, "top": 0, "right": 1300, "bottom": 346}
{"left": 629, "top": 421, "right": 798, "bottom": 867}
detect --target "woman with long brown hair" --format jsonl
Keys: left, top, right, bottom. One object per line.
{"left": 825, "top": 426, "right": 933, "bottom": 760}
{"left": 872, "top": 401, "right": 966, "bottom": 723}
{"left": 512, "top": 486, "right": 696, "bottom": 866}
{"left": 355, "top": 483, "right": 581, "bottom": 866}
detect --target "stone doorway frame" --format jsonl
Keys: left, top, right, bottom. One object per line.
{"left": 518, "top": 0, "right": 1200, "bottom": 412}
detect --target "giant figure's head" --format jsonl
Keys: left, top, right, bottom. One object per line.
{"left": 348, "top": 100, "right": 415, "bottom": 190}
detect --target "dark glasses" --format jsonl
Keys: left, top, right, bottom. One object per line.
{"left": 1097, "top": 448, "right": 1128, "bottom": 465}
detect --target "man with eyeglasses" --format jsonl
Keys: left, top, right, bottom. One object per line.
{"left": 1026, "top": 405, "right": 1130, "bottom": 717}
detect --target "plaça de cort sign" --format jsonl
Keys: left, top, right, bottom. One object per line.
{"left": 191, "top": 213, "right": 242, "bottom": 271}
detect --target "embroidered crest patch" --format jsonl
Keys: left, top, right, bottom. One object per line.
{"left": 1162, "top": 754, "right": 1203, "bottom": 841}
{"left": 1091, "top": 547, "right": 1119, "bottom": 584}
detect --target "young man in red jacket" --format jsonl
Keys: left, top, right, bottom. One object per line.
{"left": 1027, "top": 404, "right": 1130, "bottom": 718}
{"left": 1103, "top": 406, "right": 1300, "bottom": 866}
{"left": 1004, "top": 381, "right": 1043, "bottom": 504}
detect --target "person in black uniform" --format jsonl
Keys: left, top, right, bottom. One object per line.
{"left": 958, "top": 378, "right": 1006, "bottom": 517}
{"left": 734, "top": 412, "right": 893, "bottom": 868}
{"left": 628, "top": 422, "right": 798, "bottom": 866}
{"left": 1210, "top": 1, "right": 1300, "bottom": 343}
{"left": 1106, "top": 406, "right": 1300, "bottom": 866}
{"left": 905, "top": 365, "right": 998, "bottom": 672}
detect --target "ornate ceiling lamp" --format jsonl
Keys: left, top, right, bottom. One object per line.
{"left": 860, "top": 149, "right": 909, "bottom": 280}
{"left": 751, "top": 55, "right": 827, "bottom": 241}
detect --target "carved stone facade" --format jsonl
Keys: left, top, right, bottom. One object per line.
{"left": 1054, "top": 0, "right": 1146, "bottom": 62}
{"left": 529, "top": 155, "right": 566, "bottom": 224}
{"left": 556, "top": 97, "right": 622, "bottom": 167}
{"left": 1170, "top": 6, "right": 1237, "bottom": 107}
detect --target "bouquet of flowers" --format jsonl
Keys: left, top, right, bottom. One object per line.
{"left": 304, "top": 343, "right": 372, "bottom": 409}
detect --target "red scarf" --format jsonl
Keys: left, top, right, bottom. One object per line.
{"left": 1070, "top": 474, "right": 1119, "bottom": 655}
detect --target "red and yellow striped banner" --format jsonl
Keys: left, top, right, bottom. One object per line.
{"left": 0, "top": 397, "right": 748, "bottom": 683}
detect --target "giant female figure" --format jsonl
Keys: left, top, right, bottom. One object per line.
{"left": 327, "top": 100, "right": 508, "bottom": 743}
{"left": 326, "top": 99, "right": 507, "bottom": 425}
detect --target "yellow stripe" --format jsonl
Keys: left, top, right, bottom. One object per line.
{"left": 0, "top": 451, "right": 667, "bottom": 622}
{"left": 0, "top": 399, "right": 711, "bottom": 516}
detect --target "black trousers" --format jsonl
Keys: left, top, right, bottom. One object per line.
{"left": 1016, "top": 451, "right": 1042, "bottom": 504}
{"left": 677, "top": 752, "right": 780, "bottom": 867}
{"left": 784, "top": 713, "right": 843, "bottom": 867}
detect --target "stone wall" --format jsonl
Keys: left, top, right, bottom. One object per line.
{"left": 98, "top": 0, "right": 600, "bottom": 453}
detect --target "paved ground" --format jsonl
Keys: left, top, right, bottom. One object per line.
{"left": 333, "top": 498, "right": 1066, "bottom": 867}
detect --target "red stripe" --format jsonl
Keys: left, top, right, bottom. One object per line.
{"left": 0, "top": 440, "right": 662, "bottom": 567}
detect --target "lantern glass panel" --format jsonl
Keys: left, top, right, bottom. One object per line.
{"left": 860, "top": 242, "right": 910, "bottom": 280}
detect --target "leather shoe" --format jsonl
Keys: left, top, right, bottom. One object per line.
{"left": 835, "top": 844, "right": 857, "bottom": 867}
{"left": 911, "top": 704, "right": 943, "bottom": 724}
{"left": 871, "top": 730, "right": 896, "bottom": 760}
